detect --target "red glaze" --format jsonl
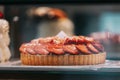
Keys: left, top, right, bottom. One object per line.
{"left": 0, "top": 12, "right": 3, "bottom": 19}
{"left": 19, "top": 36, "right": 104, "bottom": 55}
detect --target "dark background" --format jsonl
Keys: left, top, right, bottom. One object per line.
{"left": 2, "top": 4, "right": 120, "bottom": 58}
{"left": 0, "top": 1, "right": 120, "bottom": 80}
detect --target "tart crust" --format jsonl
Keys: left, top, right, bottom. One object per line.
{"left": 21, "top": 52, "right": 106, "bottom": 65}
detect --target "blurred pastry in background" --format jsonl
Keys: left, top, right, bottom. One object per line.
{"left": 90, "top": 32, "right": 120, "bottom": 53}
{"left": 0, "top": 12, "right": 11, "bottom": 62}
{"left": 90, "top": 32, "right": 111, "bottom": 44}
{"left": 27, "top": 7, "right": 74, "bottom": 38}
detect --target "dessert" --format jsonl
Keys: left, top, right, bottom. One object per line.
{"left": 90, "top": 32, "right": 120, "bottom": 52}
{"left": 0, "top": 12, "right": 11, "bottom": 62}
{"left": 20, "top": 34, "right": 106, "bottom": 65}
{"left": 90, "top": 32, "right": 120, "bottom": 59}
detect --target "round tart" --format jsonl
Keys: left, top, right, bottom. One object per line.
{"left": 19, "top": 36, "right": 106, "bottom": 65}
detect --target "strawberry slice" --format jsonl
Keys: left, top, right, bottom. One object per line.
{"left": 47, "top": 44, "right": 64, "bottom": 55}
{"left": 63, "top": 44, "right": 79, "bottom": 54}
{"left": 92, "top": 42, "right": 104, "bottom": 52}
{"left": 86, "top": 43, "right": 99, "bottom": 53}
{"left": 26, "top": 46, "right": 36, "bottom": 55}
{"left": 34, "top": 45, "right": 49, "bottom": 55}
{"left": 76, "top": 44, "right": 92, "bottom": 54}
{"left": 84, "top": 37, "right": 94, "bottom": 43}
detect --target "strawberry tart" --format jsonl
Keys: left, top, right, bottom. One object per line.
{"left": 19, "top": 35, "right": 106, "bottom": 65}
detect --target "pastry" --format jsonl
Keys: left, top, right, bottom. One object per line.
{"left": 0, "top": 12, "right": 11, "bottom": 62}
{"left": 20, "top": 35, "right": 106, "bottom": 65}
{"left": 90, "top": 32, "right": 120, "bottom": 53}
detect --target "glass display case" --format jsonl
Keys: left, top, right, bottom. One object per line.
{"left": 0, "top": 1, "right": 120, "bottom": 80}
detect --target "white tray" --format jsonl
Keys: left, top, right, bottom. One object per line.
{"left": 0, "top": 60, "right": 120, "bottom": 72}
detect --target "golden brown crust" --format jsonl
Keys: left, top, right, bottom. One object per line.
{"left": 21, "top": 52, "right": 106, "bottom": 65}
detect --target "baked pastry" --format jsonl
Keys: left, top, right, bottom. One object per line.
{"left": 0, "top": 18, "right": 11, "bottom": 62}
{"left": 90, "top": 32, "right": 120, "bottom": 53}
{"left": 20, "top": 35, "right": 106, "bottom": 65}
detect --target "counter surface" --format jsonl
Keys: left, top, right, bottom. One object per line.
{"left": 0, "top": 60, "right": 120, "bottom": 72}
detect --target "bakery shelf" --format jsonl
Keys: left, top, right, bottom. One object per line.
{"left": 0, "top": 60, "right": 120, "bottom": 73}
{"left": 0, "top": 60, "right": 120, "bottom": 79}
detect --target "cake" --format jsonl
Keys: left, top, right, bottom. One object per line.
{"left": 90, "top": 32, "right": 120, "bottom": 52}
{"left": 20, "top": 34, "right": 106, "bottom": 65}
{"left": 90, "top": 32, "right": 120, "bottom": 59}
{"left": 0, "top": 12, "right": 11, "bottom": 62}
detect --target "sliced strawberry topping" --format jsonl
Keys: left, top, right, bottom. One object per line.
{"left": 34, "top": 45, "right": 49, "bottom": 55}
{"left": 64, "top": 36, "right": 84, "bottom": 44}
{"left": 47, "top": 44, "right": 64, "bottom": 55}
{"left": 19, "top": 43, "right": 26, "bottom": 52}
{"left": 76, "top": 44, "right": 92, "bottom": 54}
{"left": 63, "top": 44, "right": 79, "bottom": 54}
{"left": 84, "top": 37, "right": 94, "bottom": 43}
{"left": 86, "top": 43, "right": 99, "bottom": 53}
{"left": 26, "top": 48, "right": 36, "bottom": 55}
{"left": 26, "top": 46, "right": 36, "bottom": 55}
{"left": 92, "top": 42, "right": 104, "bottom": 52}
{"left": 19, "top": 43, "right": 32, "bottom": 53}
{"left": 20, "top": 35, "right": 104, "bottom": 55}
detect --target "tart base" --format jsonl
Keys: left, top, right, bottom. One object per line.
{"left": 21, "top": 53, "right": 106, "bottom": 65}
